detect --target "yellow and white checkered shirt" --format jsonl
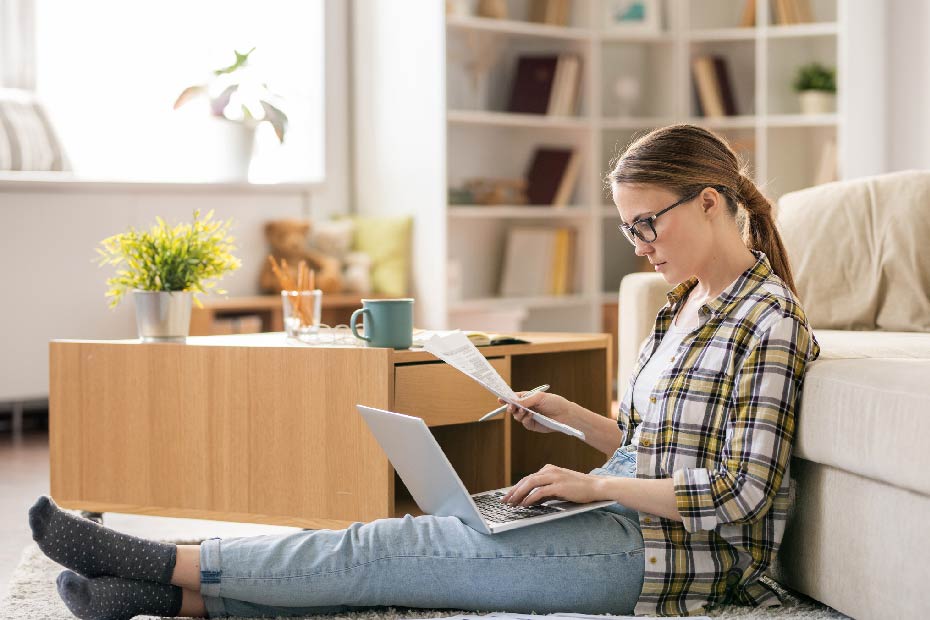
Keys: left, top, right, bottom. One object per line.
{"left": 619, "top": 251, "right": 820, "bottom": 616}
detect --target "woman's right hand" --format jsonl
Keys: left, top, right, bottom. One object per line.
{"left": 498, "top": 391, "right": 573, "bottom": 434}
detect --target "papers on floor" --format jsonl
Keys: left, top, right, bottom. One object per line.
{"left": 422, "top": 330, "right": 585, "bottom": 440}
{"left": 404, "top": 613, "right": 710, "bottom": 620}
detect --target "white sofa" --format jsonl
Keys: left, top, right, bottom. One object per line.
{"left": 616, "top": 171, "right": 930, "bottom": 620}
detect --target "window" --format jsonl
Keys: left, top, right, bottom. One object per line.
{"left": 33, "top": 0, "right": 324, "bottom": 184}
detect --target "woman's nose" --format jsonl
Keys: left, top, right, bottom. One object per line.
{"left": 633, "top": 237, "right": 652, "bottom": 257}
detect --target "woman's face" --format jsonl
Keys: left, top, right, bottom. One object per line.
{"left": 612, "top": 183, "right": 712, "bottom": 286}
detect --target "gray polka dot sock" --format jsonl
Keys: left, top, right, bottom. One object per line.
{"left": 56, "top": 570, "right": 183, "bottom": 620}
{"left": 29, "top": 496, "right": 177, "bottom": 583}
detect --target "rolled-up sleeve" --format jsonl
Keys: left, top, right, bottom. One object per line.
{"left": 672, "top": 314, "right": 815, "bottom": 533}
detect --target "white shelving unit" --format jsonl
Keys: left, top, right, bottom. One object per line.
{"left": 352, "top": 0, "right": 884, "bottom": 332}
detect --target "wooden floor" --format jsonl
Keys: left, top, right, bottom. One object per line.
{"left": 0, "top": 429, "right": 302, "bottom": 601}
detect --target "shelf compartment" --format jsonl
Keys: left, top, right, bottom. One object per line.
{"left": 689, "top": 39, "right": 757, "bottom": 117}
{"left": 688, "top": 0, "right": 756, "bottom": 30}
{"left": 600, "top": 40, "right": 677, "bottom": 119}
{"left": 766, "top": 34, "right": 837, "bottom": 116}
{"left": 447, "top": 123, "right": 592, "bottom": 205}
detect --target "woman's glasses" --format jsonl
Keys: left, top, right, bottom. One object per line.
{"left": 617, "top": 190, "right": 703, "bottom": 245}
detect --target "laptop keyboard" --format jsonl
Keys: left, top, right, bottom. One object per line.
{"left": 472, "top": 491, "right": 560, "bottom": 523}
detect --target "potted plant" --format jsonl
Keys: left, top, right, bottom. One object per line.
{"left": 96, "top": 210, "right": 241, "bottom": 342}
{"left": 793, "top": 62, "right": 837, "bottom": 115}
{"left": 173, "top": 47, "right": 288, "bottom": 180}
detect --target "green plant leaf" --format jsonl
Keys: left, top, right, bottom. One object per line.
{"left": 213, "top": 47, "right": 256, "bottom": 76}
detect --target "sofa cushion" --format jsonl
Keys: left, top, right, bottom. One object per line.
{"left": 777, "top": 170, "right": 930, "bottom": 332}
{"left": 793, "top": 330, "right": 930, "bottom": 497}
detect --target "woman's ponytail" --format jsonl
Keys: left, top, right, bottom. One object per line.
{"left": 736, "top": 175, "right": 798, "bottom": 295}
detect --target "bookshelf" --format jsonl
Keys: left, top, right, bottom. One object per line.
{"left": 352, "top": 0, "right": 884, "bottom": 334}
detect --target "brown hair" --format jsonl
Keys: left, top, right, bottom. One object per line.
{"left": 606, "top": 124, "right": 797, "bottom": 295}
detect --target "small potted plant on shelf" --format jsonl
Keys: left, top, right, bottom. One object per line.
{"left": 95, "top": 210, "right": 241, "bottom": 342}
{"left": 793, "top": 62, "right": 837, "bottom": 115}
{"left": 173, "top": 47, "right": 288, "bottom": 180}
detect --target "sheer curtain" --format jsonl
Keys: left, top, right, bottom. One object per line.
{"left": 0, "top": 0, "right": 35, "bottom": 90}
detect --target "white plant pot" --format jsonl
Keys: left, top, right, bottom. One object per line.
{"left": 798, "top": 90, "right": 836, "bottom": 115}
{"left": 133, "top": 291, "right": 192, "bottom": 343}
{"left": 205, "top": 117, "right": 256, "bottom": 182}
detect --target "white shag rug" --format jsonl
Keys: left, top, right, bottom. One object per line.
{"left": 0, "top": 543, "right": 850, "bottom": 620}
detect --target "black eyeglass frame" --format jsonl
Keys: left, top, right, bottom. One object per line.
{"left": 616, "top": 186, "right": 727, "bottom": 245}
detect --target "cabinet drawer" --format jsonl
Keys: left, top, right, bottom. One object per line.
{"left": 394, "top": 358, "right": 510, "bottom": 426}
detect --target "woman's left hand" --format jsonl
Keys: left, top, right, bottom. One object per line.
{"left": 501, "top": 465, "right": 606, "bottom": 507}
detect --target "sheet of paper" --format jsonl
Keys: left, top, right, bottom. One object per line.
{"left": 423, "top": 331, "right": 585, "bottom": 440}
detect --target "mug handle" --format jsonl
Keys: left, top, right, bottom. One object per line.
{"left": 350, "top": 308, "right": 371, "bottom": 342}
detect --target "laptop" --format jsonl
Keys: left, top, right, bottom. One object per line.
{"left": 357, "top": 405, "right": 615, "bottom": 534}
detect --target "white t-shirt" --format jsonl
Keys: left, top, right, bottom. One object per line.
{"left": 629, "top": 312, "right": 692, "bottom": 448}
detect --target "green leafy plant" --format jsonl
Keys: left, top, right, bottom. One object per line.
{"left": 173, "top": 47, "right": 288, "bottom": 143}
{"left": 793, "top": 62, "right": 837, "bottom": 93}
{"left": 95, "top": 210, "right": 242, "bottom": 308}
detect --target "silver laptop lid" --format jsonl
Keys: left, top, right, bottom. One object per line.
{"left": 356, "top": 405, "right": 489, "bottom": 533}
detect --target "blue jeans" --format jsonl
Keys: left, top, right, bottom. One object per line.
{"left": 200, "top": 445, "right": 644, "bottom": 618}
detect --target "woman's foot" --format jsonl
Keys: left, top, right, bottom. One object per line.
{"left": 29, "top": 495, "right": 177, "bottom": 583}
{"left": 56, "top": 570, "right": 182, "bottom": 620}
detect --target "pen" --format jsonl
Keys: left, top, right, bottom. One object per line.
{"left": 478, "top": 384, "right": 550, "bottom": 422}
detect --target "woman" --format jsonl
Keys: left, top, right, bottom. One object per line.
{"left": 29, "top": 124, "right": 818, "bottom": 618}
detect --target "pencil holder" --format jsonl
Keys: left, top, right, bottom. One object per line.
{"left": 281, "top": 289, "right": 322, "bottom": 339}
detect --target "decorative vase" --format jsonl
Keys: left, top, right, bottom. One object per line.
{"left": 798, "top": 90, "right": 836, "bottom": 115}
{"left": 133, "top": 291, "right": 192, "bottom": 343}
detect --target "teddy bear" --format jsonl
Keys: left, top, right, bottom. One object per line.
{"left": 259, "top": 219, "right": 343, "bottom": 294}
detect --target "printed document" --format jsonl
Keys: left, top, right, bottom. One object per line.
{"left": 423, "top": 331, "right": 585, "bottom": 440}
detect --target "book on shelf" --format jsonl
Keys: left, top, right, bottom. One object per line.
{"left": 549, "top": 227, "right": 576, "bottom": 295}
{"left": 773, "top": 0, "right": 813, "bottom": 25}
{"left": 546, "top": 54, "right": 582, "bottom": 116}
{"left": 739, "top": 0, "right": 756, "bottom": 27}
{"left": 499, "top": 226, "right": 576, "bottom": 297}
{"left": 528, "top": 0, "right": 571, "bottom": 26}
{"left": 691, "top": 55, "right": 738, "bottom": 117}
{"left": 508, "top": 53, "right": 581, "bottom": 116}
{"left": 525, "top": 147, "right": 579, "bottom": 205}
{"left": 508, "top": 55, "right": 559, "bottom": 115}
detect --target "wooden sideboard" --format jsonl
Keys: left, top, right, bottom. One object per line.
{"left": 49, "top": 332, "right": 611, "bottom": 529}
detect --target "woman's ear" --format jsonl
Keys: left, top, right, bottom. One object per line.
{"left": 700, "top": 187, "right": 723, "bottom": 218}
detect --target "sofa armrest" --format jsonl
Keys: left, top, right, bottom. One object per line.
{"left": 618, "top": 272, "right": 668, "bottom": 393}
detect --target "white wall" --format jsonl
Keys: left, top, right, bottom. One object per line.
{"left": 886, "top": 0, "right": 930, "bottom": 171}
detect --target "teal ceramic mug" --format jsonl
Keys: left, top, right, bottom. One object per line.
{"left": 350, "top": 298, "right": 414, "bottom": 349}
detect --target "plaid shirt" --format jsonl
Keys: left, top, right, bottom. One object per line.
{"left": 618, "top": 251, "right": 820, "bottom": 617}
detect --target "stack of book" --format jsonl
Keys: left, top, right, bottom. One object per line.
{"left": 691, "top": 55, "right": 738, "bottom": 117}
{"left": 507, "top": 53, "right": 582, "bottom": 116}
{"left": 499, "top": 226, "right": 576, "bottom": 297}
{"left": 524, "top": 147, "right": 581, "bottom": 206}
{"left": 527, "top": 0, "right": 572, "bottom": 27}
